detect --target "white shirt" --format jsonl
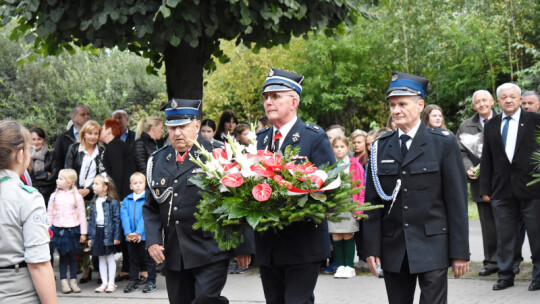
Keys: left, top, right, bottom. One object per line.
{"left": 78, "top": 145, "right": 99, "bottom": 189}
{"left": 397, "top": 119, "right": 422, "bottom": 150}
{"left": 133, "top": 192, "right": 144, "bottom": 202}
{"left": 95, "top": 196, "right": 106, "bottom": 225}
{"left": 500, "top": 108, "right": 521, "bottom": 163}
{"left": 274, "top": 116, "right": 298, "bottom": 151}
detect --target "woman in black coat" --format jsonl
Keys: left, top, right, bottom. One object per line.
{"left": 29, "top": 127, "right": 57, "bottom": 204}
{"left": 64, "top": 120, "right": 102, "bottom": 200}
{"left": 99, "top": 118, "right": 136, "bottom": 199}
{"left": 133, "top": 116, "right": 165, "bottom": 173}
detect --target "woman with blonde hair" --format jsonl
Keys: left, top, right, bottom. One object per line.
{"left": 134, "top": 116, "right": 165, "bottom": 173}
{"left": 422, "top": 104, "right": 447, "bottom": 129}
{"left": 0, "top": 120, "right": 57, "bottom": 303}
{"left": 65, "top": 120, "right": 102, "bottom": 199}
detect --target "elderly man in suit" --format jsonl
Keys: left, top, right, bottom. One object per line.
{"left": 480, "top": 83, "right": 540, "bottom": 291}
{"left": 456, "top": 90, "right": 519, "bottom": 277}
{"left": 143, "top": 99, "right": 253, "bottom": 304}
{"left": 256, "top": 68, "right": 335, "bottom": 304}
{"left": 363, "top": 71, "right": 470, "bottom": 304}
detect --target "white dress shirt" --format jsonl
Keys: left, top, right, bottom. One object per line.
{"left": 273, "top": 116, "right": 298, "bottom": 151}
{"left": 397, "top": 119, "right": 422, "bottom": 150}
{"left": 500, "top": 108, "right": 521, "bottom": 163}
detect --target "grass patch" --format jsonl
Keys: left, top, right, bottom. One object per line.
{"left": 468, "top": 201, "right": 479, "bottom": 220}
{"left": 449, "top": 261, "right": 533, "bottom": 281}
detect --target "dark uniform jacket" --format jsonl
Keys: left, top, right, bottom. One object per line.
{"left": 362, "top": 123, "right": 470, "bottom": 274}
{"left": 255, "top": 118, "right": 335, "bottom": 265}
{"left": 143, "top": 136, "right": 254, "bottom": 271}
{"left": 455, "top": 110, "right": 497, "bottom": 202}
{"left": 479, "top": 110, "right": 540, "bottom": 200}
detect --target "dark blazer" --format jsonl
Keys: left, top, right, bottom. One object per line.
{"left": 53, "top": 126, "right": 76, "bottom": 174}
{"left": 362, "top": 123, "right": 470, "bottom": 274}
{"left": 124, "top": 128, "right": 136, "bottom": 148}
{"left": 133, "top": 132, "right": 163, "bottom": 174}
{"left": 456, "top": 110, "right": 497, "bottom": 202}
{"left": 88, "top": 196, "right": 122, "bottom": 246}
{"left": 479, "top": 109, "right": 540, "bottom": 200}
{"left": 255, "top": 118, "right": 335, "bottom": 265}
{"left": 100, "top": 138, "right": 136, "bottom": 199}
{"left": 143, "top": 136, "right": 254, "bottom": 271}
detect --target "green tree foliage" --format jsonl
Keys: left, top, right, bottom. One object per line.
{"left": 203, "top": 0, "right": 538, "bottom": 132}
{"left": 0, "top": 25, "right": 165, "bottom": 142}
{"left": 0, "top": 0, "right": 363, "bottom": 100}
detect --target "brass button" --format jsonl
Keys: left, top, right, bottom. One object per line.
{"left": 404, "top": 223, "right": 409, "bottom": 228}
{"left": 403, "top": 188, "right": 408, "bottom": 192}
{"left": 174, "top": 180, "right": 178, "bottom": 183}
{"left": 174, "top": 193, "right": 178, "bottom": 197}
{"left": 404, "top": 206, "right": 409, "bottom": 211}
{"left": 175, "top": 220, "right": 179, "bottom": 225}
{"left": 402, "top": 171, "right": 406, "bottom": 175}
{"left": 173, "top": 207, "right": 178, "bottom": 211}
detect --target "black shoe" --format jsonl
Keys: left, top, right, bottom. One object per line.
{"left": 123, "top": 281, "right": 139, "bottom": 293}
{"left": 138, "top": 276, "right": 147, "bottom": 285}
{"left": 513, "top": 266, "right": 520, "bottom": 275}
{"left": 493, "top": 279, "right": 514, "bottom": 290}
{"left": 529, "top": 282, "right": 540, "bottom": 291}
{"left": 79, "top": 270, "right": 92, "bottom": 284}
{"left": 116, "top": 273, "right": 130, "bottom": 282}
{"left": 478, "top": 268, "right": 498, "bottom": 276}
{"left": 142, "top": 281, "right": 157, "bottom": 293}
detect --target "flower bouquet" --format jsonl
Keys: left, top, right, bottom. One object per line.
{"left": 189, "top": 125, "right": 382, "bottom": 250}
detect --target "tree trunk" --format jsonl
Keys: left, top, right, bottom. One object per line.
{"left": 163, "top": 39, "right": 218, "bottom": 117}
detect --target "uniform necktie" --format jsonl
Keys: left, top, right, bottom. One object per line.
{"left": 272, "top": 130, "right": 282, "bottom": 152}
{"left": 176, "top": 151, "right": 188, "bottom": 163}
{"left": 400, "top": 134, "right": 411, "bottom": 157}
{"left": 501, "top": 116, "right": 511, "bottom": 147}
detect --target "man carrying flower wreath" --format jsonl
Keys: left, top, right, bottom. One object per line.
{"left": 142, "top": 98, "right": 253, "bottom": 304}
{"left": 255, "top": 68, "right": 336, "bottom": 304}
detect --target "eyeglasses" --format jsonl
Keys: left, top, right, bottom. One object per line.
{"left": 262, "top": 92, "right": 295, "bottom": 101}
{"left": 28, "top": 145, "right": 36, "bottom": 157}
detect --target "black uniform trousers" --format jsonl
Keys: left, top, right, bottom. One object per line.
{"left": 165, "top": 259, "right": 229, "bottom": 304}
{"left": 491, "top": 198, "right": 540, "bottom": 283}
{"left": 383, "top": 253, "right": 448, "bottom": 304}
{"left": 259, "top": 261, "right": 320, "bottom": 304}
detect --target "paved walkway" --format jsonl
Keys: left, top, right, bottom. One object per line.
{"left": 57, "top": 220, "right": 536, "bottom": 303}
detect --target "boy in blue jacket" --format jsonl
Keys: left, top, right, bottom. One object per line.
{"left": 120, "top": 172, "right": 157, "bottom": 293}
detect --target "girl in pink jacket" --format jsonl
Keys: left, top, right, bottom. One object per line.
{"left": 47, "top": 169, "right": 87, "bottom": 294}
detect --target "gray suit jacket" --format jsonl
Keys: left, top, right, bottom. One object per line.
{"left": 455, "top": 110, "right": 497, "bottom": 202}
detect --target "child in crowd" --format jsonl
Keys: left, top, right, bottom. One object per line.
{"left": 47, "top": 169, "right": 87, "bottom": 294}
{"left": 88, "top": 173, "right": 121, "bottom": 293}
{"left": 328, "top": 136, "right": 365, "bottom": 279}
{"left": 120, "top": 172, "right": 157, "bottom": 293}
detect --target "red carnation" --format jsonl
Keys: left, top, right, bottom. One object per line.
{"left": 252, "top": 183, "right": 272, "bottom": 201}
{"left": 221, "top": 173, "right": 244, "bottom": 188}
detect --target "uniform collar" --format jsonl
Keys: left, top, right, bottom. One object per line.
{"left": 273, "top": 116, "right": 298, "bottom": 142}
{"left": 0, "top": 169, "right": 22, "bottom": 184}
{"left": 398, "top": 119, "right": 421, "bottom": 140}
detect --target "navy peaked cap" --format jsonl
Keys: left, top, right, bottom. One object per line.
{"left": 262, "top": 68, "right": 304, "bottom": 95}
{"left": 161, "top": 98, "right": 201, "bottom": 126}
{"left": 386, "top": 71, "right": 429, "bottom": 99}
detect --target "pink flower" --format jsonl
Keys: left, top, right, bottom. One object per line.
{"left": 221, "top": 173, "right": 244, "bottom": 187}
{"left": 251, "top": 165, "right": 275, "bottom": 177}
{"left": 252, "top": 183, "right": 272, "bottom": 201}
{"left": 273, "top": 175, "right": 293, "bottom": 189}
{"left": 264, "top": 154, "right": 283, "bottom": 172}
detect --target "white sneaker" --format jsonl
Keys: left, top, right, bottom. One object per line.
{"left": 341, "top": 266, "right": 356, "bottom": 279}
{"left": 334, "top": 266, "right": 346, "bottom": 278}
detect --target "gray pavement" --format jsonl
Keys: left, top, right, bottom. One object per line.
{"left": 57, "top": 220, "right": 537, "bottom": 303}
